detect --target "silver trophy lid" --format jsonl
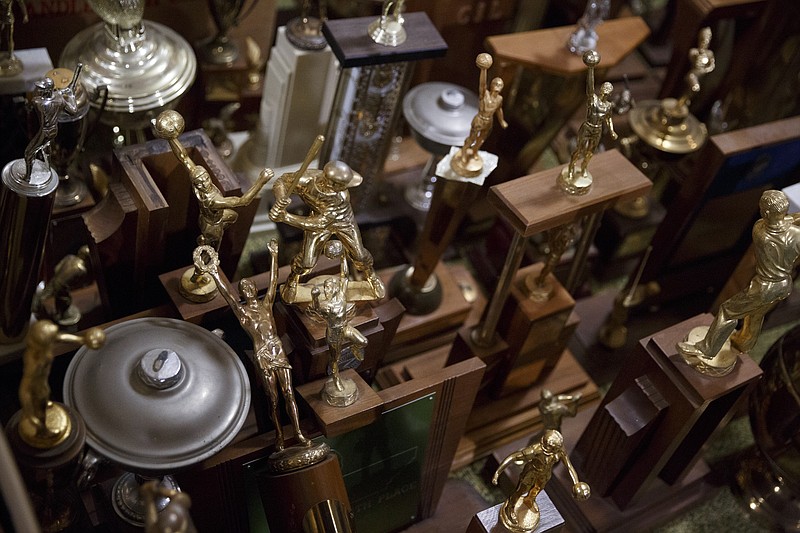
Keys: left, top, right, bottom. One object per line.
{"left": 59, "top": 21, "right": 196, "bottom": 126}
{"left": 63, "top": 317, "right": 250, "bottom": 473}
{"left": 402, "top": 82, "right": 478, "bottom": 155}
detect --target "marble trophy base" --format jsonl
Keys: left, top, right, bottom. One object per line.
{"left": 466, "top": 491, "right": 564, "bottom": 533}
{"left": 5, "top": 406, "right": 87, "bottom": 532}
{"left": 0, "top": 48, "right": 53, "bottom": 94}
{"left": 437, "top": 146, "right": 499, "bottom": 186}
{"left": 321, "top": 375, "right": 359, "bottom": 407}
{"left": 557, "top": 166, "right": 592, "bottom": 196}
{"left": 676, "top": 325, "right": 738, "bottom": 377}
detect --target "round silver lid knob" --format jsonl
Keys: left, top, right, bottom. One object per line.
{"left": 137, "top": 348, "right": 184, "bottom": 390}
{"left": 439, "top": 88, "right": 466, "bottom": 110}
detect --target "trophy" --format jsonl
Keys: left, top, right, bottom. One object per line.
{"left": 198, "top": 0, "right": 251, "bottom": 65}
{"left": 677, "top": 190, "right": 800, "bottom": 377}
{"left": 0, "top": 0, "right": 27, "bottom": 76}
{"left": 154, "top": 110, "right": 270, "bottom": 303}
{"left": 59, "top": 0, "right": 196, "bottom": 135}
{"left": 567, "top": 0, "right": 610, "bottom": 55}
{"left": 492, "top": 430, "right": 590, "bottom": 532}
{"left": 63, "top": 318, "right": 251, "bottom": 526}
{"left": 557, "top": 50, "right": 617, "bottom": 196}
{"left": 1, "top": 74, "right": 77, "bottom": 343}
{"left": 32, "top": 246, "right": 92, "bottom": 327}
{"left": 368, "top": 0, "right": 406, "bottom": 47}
{"left": 286, "top": 0, "right": 327, "bottom": 51}
{"left": 5, "top": 320, "right": 105, "bottom": 531}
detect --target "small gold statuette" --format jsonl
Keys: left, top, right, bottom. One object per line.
{"left": 141, "top": 480, "right": 197, "bottom": 533}
{"left": 0, "top": 0, "right": 28, "bottom": 76}
{"left": 493, "top": 430, "right": 590, "bottom": 532}
{"left": 155, "top": 110, "right": 271, "bottom": 302}
{"left": 18, "top": 320, "right": 105, "bottom": 449}
{"left": 194, "top": 243, "right": 329, "bottom": 471}
{"left": 32, "top": 245, "right": 91, "bottom": 327}
{"left": 677, "top": 190, "right": 800, "bottom": 376}
{"left": 305, "top": 241, "right": 369, "bottom": 407}
{"left": 450, "top": 53, "right": 508, "bottom": 178}
{"left": 269, "top": 135, "right": 385, "bottom": 304}
{"left": 368, "top": 0, "right": 406, "bottom": 47}
{"left": 558, "top": 50, "right": 616, "bottom": 195}
{"left": 525, "top": 223, "right": 580, "bottom": 302}
{"left": 539, "top": 389, "right": 582, "bottom": 433}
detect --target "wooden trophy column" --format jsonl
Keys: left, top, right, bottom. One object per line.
{"left": 547, "top": 314, "right": 762, "bottom": 532}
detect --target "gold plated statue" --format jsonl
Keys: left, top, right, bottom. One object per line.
{"left": 18, "top": 320, "right": 105, "bottom": 449}
{"left": 557, "top": 50, "right": 617, "bottom": 196}
{"left": 677, "top": 190, "right": 800, "bottom": 376}
{"left": 539, "top": 389, "right": 582, "bottom": 433}
{"left": 32, "top": 246, "right": 91, "bottom": 327}
{"left": 155, "top": 109, "right": 271, "bottom": 302}
{"left": 450, "top": 53, "right": 508, "bottom": 178}
{"left": 0, "top": 0, "right": 27, "bottom": 76}
{"left": 368, "top": 0, "right": 406, "bottom": 47}
{"left": 141, "top": 480, "right": 197, "bottom": 533}
{"left": 269, "top": 136, "right": 384, "bottom": 304}
{"left": 525, "top": 223, "right": 580, "bottom": 302}
{"left": 306, "top": 240, "right": 368, "bottom": 407}
{"left": 493, "top": 430, "right": 590, "bottom": 532}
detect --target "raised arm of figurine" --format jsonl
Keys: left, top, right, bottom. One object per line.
{"left": 213, "top": 168, "right": 273, "bottom": 210}
{"left": 16, "top": 0, "right": 28, "bottom": 23}
{"left": 192, "top": 245, "right": 242, "bottom": 312}
{"left": 477, "top": 55, "right": 489, "bottom": 98}
{"left": 492, "top": 449, "right": 524, "bottom": 485}
{"left": 264, "top": 238, "right": 280, "bottom": 308}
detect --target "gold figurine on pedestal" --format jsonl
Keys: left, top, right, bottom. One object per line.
{"left": 677, "top": 190, "right": 800, "bottom": 376}
{"left": 558, "top": 50, "right": 617, "bottom": 195}
{"left": 269, "top": 135, "right": 384, "bottom": 304}
{"left": 18, "top": 320, "right": 105, "bottom": 449}
{"left": 0, "top": 0, "right": 27, "bottom": 76}
{"left": 194, "top": 242, "right": 328, "bottom": 470}
{"left": 32, "top": 246, "right": 91, "bottom": 327}
{"left": 525, "top": 223, "right": 580, "bottom": 302}
{"left": 306, "top": 240, "right": 368, "bottom": 407}
{"left": 493, "top": 430, "right": 590, "bottom": 532}
{"left": 155, "top": 110, "right": 271, "bottom": 302}
{"left": 450, "top": 53, "right": 508, "bottom": 178}
{"left": 368, "top": 0, "right": 406, "bottom": 47}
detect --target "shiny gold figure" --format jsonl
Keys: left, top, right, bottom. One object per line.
{"left": 558, "top": 50, "right": 617, "bottom": 195}
{"left": 678, "top": 190, "right": 800, "bottom": 375}
{"left": 307, "top": 241, "right": 367, "bottom": 407}
{"left": 18, "top": 320, "right": 105, "bottom": 449}
{"left": 141, "top": 481, "right": 197, "bottom": 533}
{"left": 450, "top": 53, "right": 507, "bottom": 178}
{"left": 269, "top": 146, "right": 384, "bottom": 303}
{"left": 677, "top": 27, "right": 715, "bottom": 111}
{"left": 0, "top": 0, "right": 27, "bottom": 76}
{"left": 493, "top": 430, "right": 590, "bottom": 532}
{"left": 155, "top": 110, "right": 271, "bottom": 251}
{"left": 539, "top": 389, "right": 581, "bottom": 432}
{"left": 194, "top": 242, "right": 312, "bottom": 451}
{"left": 32, "top": 245, "right": 91, "bottom": 326}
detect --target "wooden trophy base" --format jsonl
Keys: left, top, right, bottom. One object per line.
{"left": 258, "top": 453, "right": 353, "bottom": 533}
{"left": 378, "top": 262, "right": 478, "bottom": 362}
{"left": 492, "top": 262, "right": 578, "bottom": 397}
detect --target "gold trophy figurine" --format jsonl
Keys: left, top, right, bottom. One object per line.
{"left": 306, "top": 240, "right": 368, "bottom": 407}
{"left": 154, "top": 110, "right": 272, "bottom": 302}
{"left": 194, "top": 243, "right": 329, "bottom": 470}
{"left": 677, "top": 190, "right": 800, "bottom": 377}
{"left": 450, "top": 53, "right": 508, "bottom": 178}
{"left": 525, "top": 223, "right": 580, "bottom": 302}
{"left": 32, "top": 246, "right": 91, "bottom": 327}
{"left": 18, "top": 320, "right": 105, "bottom": 449}
{"left": 493, "top": 430, "right": 590, "bottom": 532}
{"left": 269, "top": 135, "right": 385, "bottom": 304}
{"left": 0, "top": 0, "right": 27, "bottom": 76}
{"left": 539, "top": 389, "right": 582, "bottom": 433}
{"left": 141, "top": 480, "right": 197, "bottom": 533}
{"left": 557, "top": 50, "right": 617, "bottom": 196}
{"left": 368, "top": 0, "right": 406, "bottom": 47}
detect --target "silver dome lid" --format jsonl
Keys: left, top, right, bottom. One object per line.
{"left": 63, "top": 317, "right": 250, "bottom": 473}
{"left": 402, "top": 82, "right": 478, "bottom": 155}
